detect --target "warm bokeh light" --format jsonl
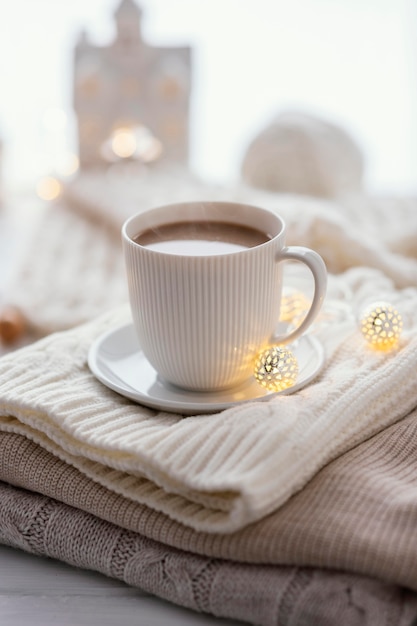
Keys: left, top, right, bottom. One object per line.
{"left": 36, "top": 176, "right": 62, "bottom": 201}
{"left": 280, "top": 290, "right": 311, "bottom": 324}
{"left": 141, "top": 138, "right": 164, "bottom": 163}
{"left": 102, "top": 125, "right": 164, "bottom": 163}
{"left": 111, "top": 129, "right": 137, "bottom": 159}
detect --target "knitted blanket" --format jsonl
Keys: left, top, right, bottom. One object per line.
{"left": 2, "top": 171, "right": 416, "bottom": 339}
{"left": 1, "top": 172, "right": 417, "bottom": 621}
{"left": 64, "top": 173, "right": 417, "bottom": 290}
{"left": 2, "top": 478, "right": 417, "bottom": 626}
{"left": 2, "top": 402, "right": 417, "bottom": 591}
{"left": 0, "top": 265, "right": 416, "bottom": 533}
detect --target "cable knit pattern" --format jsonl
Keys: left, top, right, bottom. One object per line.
{"left": 3, "top": 202, "right": 127, "bottom": 333}
{"left": 1, "top": 481, "right": 417, "bottom": 626}
{"left": 3, "top": 420, "right": 417, "bottom": 588}
{"left": 0, "top": 268, "right": 416, "bottom": 533}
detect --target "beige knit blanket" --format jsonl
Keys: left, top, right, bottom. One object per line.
{"left": 2, "top": 479, "right": 417, "bottom": 626}
{"left": 0, "top": 265, "right": 416, "bottom": 533}
{"left": 2, "top": 403, "right": 417, "bottom": 592}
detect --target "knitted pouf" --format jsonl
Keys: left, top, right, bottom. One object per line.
{"left": 241, "top": 110, "right": 365, "bottom": 198}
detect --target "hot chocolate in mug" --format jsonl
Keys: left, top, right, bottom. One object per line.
{"left": 122, "top": 201, "right": 327, "bottom": 391}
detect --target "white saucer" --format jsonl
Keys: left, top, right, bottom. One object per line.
{"left": 88, "top": 323, "right": 325, "bottom": 415}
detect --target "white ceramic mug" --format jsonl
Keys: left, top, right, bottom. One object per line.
{"left": 122, "top": 201, "right": 327, "bottom": 391}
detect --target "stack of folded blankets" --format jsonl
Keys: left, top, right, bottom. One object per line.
{"left": 1, "top": 167, "right": 417, "bottom": 625}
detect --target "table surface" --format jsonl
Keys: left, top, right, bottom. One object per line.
{"left": 0, "top": 545, "right": 245, "bottom": 626}
{"left": 0, "top": 199, "right": 245, "bottom": 626}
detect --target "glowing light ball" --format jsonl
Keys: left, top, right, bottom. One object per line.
{"left": 360, "top": 302, "right": 403, "bottom": 350}
{"left": 280, "top": 291, "right": 311, "bottom": 324}
{"left": 254, "top": 346, "right": 299, "bottom": 392}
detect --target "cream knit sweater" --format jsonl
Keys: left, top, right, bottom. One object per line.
{"left": 0, "top": 266, "right": 416, "bottom": 534}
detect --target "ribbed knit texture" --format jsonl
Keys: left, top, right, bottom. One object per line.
{"left": 2, "top": 480, "right": 417, "bottom": 626}
{"left": 0, "top": 267, "right": 416, "bottom": 533}
{"left": 2, "top": 405, "right": 417, "bottom": 593}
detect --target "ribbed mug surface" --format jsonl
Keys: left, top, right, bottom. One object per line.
{"left": 122, "top": 201, "right": 326, "bottom": 391}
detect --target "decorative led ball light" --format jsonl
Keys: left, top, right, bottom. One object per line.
{"left": 360, "top": 302, "right": 403, "bottom": 350}
{"left": 254, "top": 346, "right": 299, "bottom": 392}
{"left": 280, "top": 291, "right": 311, "bottom": 324}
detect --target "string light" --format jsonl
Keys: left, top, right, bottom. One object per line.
{"left": 254, "top": 346, "right": 299, "bottom": 392}
{"left": 111, "top": 128, "right": 137, "bottom": 159}
{"left": 36, "top": 176, "right": 62, "bottom": 201}
{"left": 280, "top": 290, "right": 311, "bottom": 324}
{"left": 102, "top": 125, "right": 164, "bottom": 163}
{"left": 360, "top": 302, "right": 403, "bottom": 350}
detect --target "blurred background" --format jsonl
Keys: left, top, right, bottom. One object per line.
{"left": 0, "top": 0, "right": 416, "bottom": 199}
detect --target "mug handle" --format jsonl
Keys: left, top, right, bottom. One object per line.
{"left": 271, "top": 246, "right": 327, "bottom": 345}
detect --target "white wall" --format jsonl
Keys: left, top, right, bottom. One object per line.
{"left": 0, "top": 0, "right": 415, "bottom": 194}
